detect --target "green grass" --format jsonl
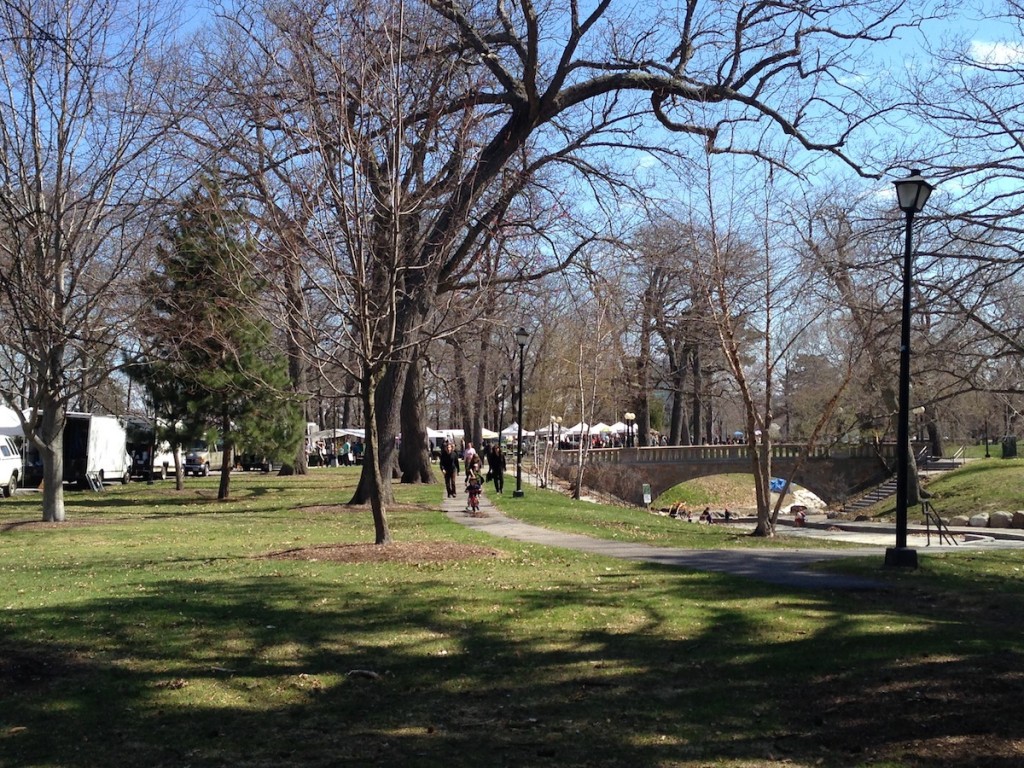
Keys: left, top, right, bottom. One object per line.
{"left": 2, "top": 468, "right": 1023, "bottom": 767}
{"left": 494, "top": 482, "right": 858, "bottom": 550}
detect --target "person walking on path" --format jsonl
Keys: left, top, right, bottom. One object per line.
{"left": 463, "top": 442, "right": 478, "bottom": 478}
{"left": 439, "top": 442, "right": 460, "bottom": 498}
{"left": 486, "top": 443, "right": 506, "bottom": 494}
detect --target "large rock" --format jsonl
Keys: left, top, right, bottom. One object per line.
{"left": 948, "top": 515, "right": 970, "bottom": 527}
{"left": 1013, "top": 511, "right": 1024, "bottom": 530}
{"left": 990, "top": 511, "right": 1013, "bottom": 528}
{"left": 969, "top": 512, "right": 991, "bottom": 528}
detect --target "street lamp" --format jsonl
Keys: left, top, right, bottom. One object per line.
{"left": 624, "top": 411, "right": 635, "bottom": 448}
{"left": 550, "top": 415, "right": 562, "bottom": 447}
{"left": 513, "top": 326, "right": 529, "bottom": 498}
{"left": 498, "top": 373, "right": 509, "bottom": 443}
{"left": 886, "top": 169, "right": 934, "bottom": 570}
{"left": 913, "top": 405, "right": 925, "bottom": 444}
{"left": 985, "top": 416, "right": 990, "bottom": 458}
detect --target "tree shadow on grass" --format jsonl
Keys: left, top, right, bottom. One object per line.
{"left": 1, "top": 555, "right": 1022, "bottom": 767}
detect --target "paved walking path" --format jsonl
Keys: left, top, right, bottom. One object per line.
{"left": 442, "top": 486, "right": 886, "bottom": 591}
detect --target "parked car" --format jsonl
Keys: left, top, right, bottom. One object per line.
{"left": 238, "top": 453, "right": 275, "bottom": 472}
{"left": 184, "top": 441, "right": 224, "bottom": 477}
{"left": 0, "top": 434, "right": 21, "bottom": 497}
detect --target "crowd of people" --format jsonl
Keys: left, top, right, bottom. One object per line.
{"left": 310, "top": 437, "right": 364, "bottom": 467}
{"left": 667, "top": 502, "right": 733, "bottom": 524}
{"left": 439, "top": 440, "right": 507, "bottom": 510}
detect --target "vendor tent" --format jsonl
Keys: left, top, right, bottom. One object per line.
{"left": 609, "top": 421, "right": 627, "bottom": 433}
{"left": 591, "top": 422, "right": 612, "bottom": 433}
{"left": 0, "top": 406, "right": 22, "bottom": 437}
{"left": 501, "top": 423, "right": 535, "bottom": 437}
{"left": 534, "top": 423, "right": 566, "bottom": 437}
{"left": 312, "top": 427, "right": 363, "bottom": 440}
{"left": 565, "top": 421, "right": 590, "bottom": 434}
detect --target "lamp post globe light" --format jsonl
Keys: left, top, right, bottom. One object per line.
{"left": 513, "top": 326, "right": 529, "bottom": 498}
{"left": 886, "top": 169, "right": 934, "bottom": 569}
{"left": 624, "top": 411, "right": 635, "bottom": 448}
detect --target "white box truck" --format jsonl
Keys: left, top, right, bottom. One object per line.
{"left": 123, "top": 416, "right": 175, "bottom": 480}
{"left": 24, "top": 412, "right": 132, "bottom": 488}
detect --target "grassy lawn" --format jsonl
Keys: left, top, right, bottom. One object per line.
{"left": 2, "top": 468, "right": 1022, "bottom": 767}
{"left": 492, "top": 476, "right": 861, "bottom": 550}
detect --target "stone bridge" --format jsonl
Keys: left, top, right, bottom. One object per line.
{"left": 550, "top": 443, "right": 901, "bottom": 507}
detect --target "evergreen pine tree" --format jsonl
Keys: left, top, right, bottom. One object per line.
{"left": 139, "top": 180, "right": 303, "bottom": 499}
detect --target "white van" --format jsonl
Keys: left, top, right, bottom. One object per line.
{"left": 184, "top": 440, "right": 225, "bottom": 477}
{"left": 0, "top": 434, "right": 21, "bottom": 497}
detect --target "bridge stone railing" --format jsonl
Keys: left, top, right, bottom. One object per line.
{"left": 582, "top": 442, "right": 897, "bottom": 465}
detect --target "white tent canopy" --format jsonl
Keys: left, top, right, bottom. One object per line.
{"left": 500, "top": 422, "right": 535, "bottom": 437}
{"left": 312, "top": 427, "right": 363, "bottom": 440}
{"left": 533, "top": 423, "right": 566, "bottom": 437}
{"left": 0, "top": 406, "right": 22, "bottom": 437}
{"left": 565, "top": 421, "right": 589, "bottom": 434}
{"left": 591, "top": 422, "right": 612, "bottom": 433}
{"left": 609, "top": 421, "right": 628, "bottom": 433}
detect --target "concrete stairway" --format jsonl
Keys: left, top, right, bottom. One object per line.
{"left": 843, "top": 477, "right": 898, "bottom": 515}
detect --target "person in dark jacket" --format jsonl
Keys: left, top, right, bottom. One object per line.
{"left": 439, "top": 442, "right": 460, "bottom": 498}
{"left": 486, "top": 443, "right": 506, "bottom": 495}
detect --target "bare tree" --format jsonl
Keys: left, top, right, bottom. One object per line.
{"left": 0, "top": 0, "right": 184, "bottom": 521}
{"left": 188, "top": 0, "right": 936, "bottom": 540}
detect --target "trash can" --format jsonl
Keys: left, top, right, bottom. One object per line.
{"left": 1002, "top": 436, "right": 1017, "bottom": 458}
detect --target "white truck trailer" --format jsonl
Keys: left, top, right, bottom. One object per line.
{"left": 24, "top": 412, "right": 132, "bottom": 489}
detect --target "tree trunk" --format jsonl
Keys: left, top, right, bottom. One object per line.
{"left": 690, "top": 348, "right": 703, "bottom": 445}
{"left": 399, "top": 357, "right": 434, "bottom": 484}
{"left": 926, "top": 415, "right": 944, "bottom": 459}
{"left": 361, "top": 371, "right": 391, "bottom": 544}
{"left": 750, "top": 434, "right": 775, "bottom": 537}
{"left": 283, "top": 251, "right": 309, "bottom": 476}
{"left": 451, "top": 341, "right": 471, "bottom": 447}
{"left": 704, "top": 399, "right": 714, "bottom": 446}
{"left": 173, "top": 444, "right": 184, "bottom": 491}
{"left": 218, "top": 414, "right": 233, "bottom": 501}
{"left": 350, "top": 360, "right": 408, "bottom": 505}
{"left": 667, "top": 344, "right": 688, "bottom": 446}
{"left": 471, "top": 327, "right": 490, "bottom": 448}
{"left": 634, "top": 331, "right": 651, "bottom": 448}
{"left": 39, "top": 406, "right": 66, "bottom": 523}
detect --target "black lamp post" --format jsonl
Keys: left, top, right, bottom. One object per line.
{"left": 498, "top": 373, "right": 509, "bottom": 445}
{"left": 550, "top": 415, "right": 562, "bottom": 447}
{"left": 984, "top": 416, "right": 990, "bottom": 458}
{"left": 624, "top": 411, "right": 635, "bottom": 448}
{"left": 886, "top": 169, "right": 933, "bottom": 569}
{"left": 513, "top": 326, "right": 529, "bottom": 498}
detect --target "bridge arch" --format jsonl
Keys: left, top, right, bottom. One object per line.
{"left": 552, "top": 443, "right": 897, "bottom": 507}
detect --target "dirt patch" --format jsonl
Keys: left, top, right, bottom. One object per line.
{"left": 0, "top": 518, "right": 125, "bottom": 532}
{"left": 295, "top": 503, "right": 430, "bottom": 515}
{"left": 262, "top": 540, "right": 504, "bottom": 564}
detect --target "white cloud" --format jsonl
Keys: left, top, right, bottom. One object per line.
{"left": 970, "top": 40, "right": 1024, "bottom": 65}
